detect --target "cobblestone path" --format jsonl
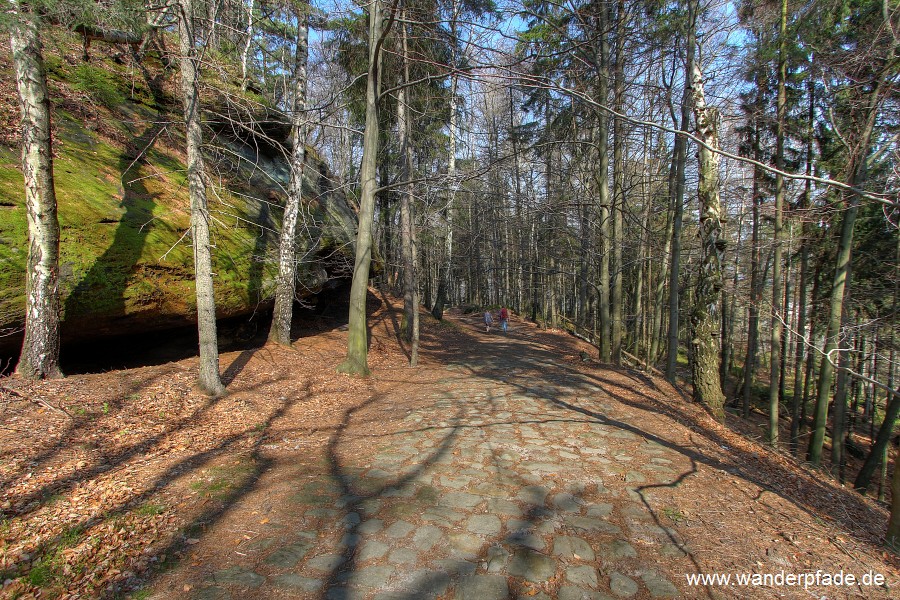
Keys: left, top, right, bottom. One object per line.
{"left": 172, "top": 325, "right": 697, "bottom": 600}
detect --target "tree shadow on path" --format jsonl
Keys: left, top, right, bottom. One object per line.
{"left": 321, "top": 391, "right": 462, "bottom": 597}
{"left": 428, "top": 314, "right": 892, "bottom": 559}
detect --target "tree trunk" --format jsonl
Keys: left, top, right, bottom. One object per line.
{"left": 780, "top": 236, "right": 791, "bottom": 404}
{"left": 178, "top": 0, "right": 224, "bottom": 396}
{"left": 831, "top": 343, "right": 850, "bottom": 479}
{"left": 338, "top": 0, "right": 387, "bottom": 376}
{"left": 240, "top": 0, "right": 255, "bottom": 91}
{"left": 610, "top": 0, "right": 626, "bottom": 365}
{"left": 688, "top": 22, "right": 727, "bottom": 417}
{"left": 430, "top": 55, "right": 455, "bottom": 321}
{"left": 878, "top": 236, "right": 900, "bottom": 497}
{"left": 546, "top": 102, "right": 558, "bottom": 330}
{"left": 855, "top": 391, "right": 900, "bottom": 493}
{"left": 11, "top": 5, "right": 62, "bottom": 380}
{"left": 398, "top": 14, "right": 418, "bottom": 366}
{"left": 651, "top": 130, "right": 671, "bottom": 364}
{"left": 807, "top": 55, "right": 889, "bottom": 465}
{"left": 665, "top": 11, "right": 694, "bottom": 381}
{"left": 269, "top": 1, "right": 309, "bottom": 346}
{"left": 721, "top": 209, "right": 744, "bottom": 386}
{"left": 579, "top": 136, "right": 592, "bottom": 329}
{"left": 206, "top": 0, "right": 220, "bottom": 49}
{"left": 767, "top": 0, "right": 788, "bottom": 447}
{"left": 791, "top": 76, "right": 815, "bottom": 454}
{"left": 633, "top": 131, "right": 653, "bottom": 359}
{"left": 887, "top": 444, "right": 900, "bottom": 553}
{"left": 807, "top": 194, "right": 859, "bottom": 465}
{"left": 741, "top": 72, "right": 764, "bottom": 419}
{"left": 800, "top": 260, "right": 824, "bottom": 436}
{"left": 510, "top": 86, "right": 526, "bottom": 315}
{"left": 596, "top": 5, "right": 611, "bottom": 361}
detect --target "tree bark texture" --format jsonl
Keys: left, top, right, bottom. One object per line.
{"left": 269, "top": 2, "right": 309, "bottom": 346}
{"left": 596, "top": 5, "right": 611, "bottom": 361}
{"left": 610, "top": 0, "right": 626, "bottom": 365}
{"left": 768, "top": 0, "right": 788, "bottom": 447}
{"left": 688, "top": 45, "right": 727, "bottom": 418}
{"left": 831, "top": 346, "right": 850, "bottom": 479}
{"left": 791, "top": 77, "right": 815, "bottom": 453}
{"left": 807, "top": 48, "right": 890, "bottom": 465}
{"left": 741, "top": 160, "right": 761, "bottom": 418}
{"left": 398, "top": 15, "right": 419, "bottom": 366}
{"left": 433, "top": 0, "right": 460, "bottom": 321}
{"left": 240, "top": 0, "right": 255, "bottom": 91}
{"left": 11, "top": 5, "right": 62, "bottom": 380}
{"left": 887, "top": 444, "right": 900, "bottom": 553}
{"left": 178, "top": 0, "right": 224, "bottom": 396}
{"left": 855, "top": 391, "right": 900, "bottom": 492}
{"left": 338, "top": 0, "right": 386, "bottom": 376}
{"left": 665, "top": 9, "right": 694, "bottom": 381}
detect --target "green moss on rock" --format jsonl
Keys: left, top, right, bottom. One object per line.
{"left": 0, "top": 39, "right": 356, "bottom": 351}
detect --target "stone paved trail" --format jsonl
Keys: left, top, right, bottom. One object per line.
{"left": 153, "top": 318, "right": 726, "bottom": 599}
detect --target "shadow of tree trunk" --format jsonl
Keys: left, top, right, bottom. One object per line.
{"left": 64, "top": 116, "right": 166, "bottom": 330}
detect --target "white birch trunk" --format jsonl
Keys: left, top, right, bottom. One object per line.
{"left": 240, "top": 0, "right": 255, "bottom": 91}
{"left": 269, "top": 2, "right": 309, "bottom": 345}
{"left": 689, "top": 41, "right": 727, "bottom": 417}
{"left": 11, "top": 4, "right": 62, "bottom": 380}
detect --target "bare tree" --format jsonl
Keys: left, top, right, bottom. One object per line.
{"left": 397, "top": 9, "right": 419, "bottom": 365}
{"left": 178, "top": 0, "right": 224, "bottom": 395}
{"left": 688, "top": 15, "right": 727, "bottom": 417}
{"left": 10, "top": 2, "right": 62, "bottom": 380}
{"left": 665, "top": 4, "right": 695, "bottom": 382}
{"left": 269, "top": 0, "right": 310, "bottom": 346}
{"left": 338, "top": 0, "right": 393, "bottom": 376}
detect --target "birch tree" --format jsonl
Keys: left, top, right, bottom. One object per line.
{"left": 269, "top": 0, "right": 310, "bottom": 346}
{"left": 9, "top": 1, "right": 62, "bottom": 379}
{"left": 688, "top": 10, "right": 727, "bottom": 417}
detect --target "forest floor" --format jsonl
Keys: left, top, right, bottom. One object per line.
{"left": 1, "top": 291, "right": 899, "bottom": 600}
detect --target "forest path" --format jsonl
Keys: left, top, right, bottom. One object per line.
{"left": 143, "top": 307, "right": 897, "bottom": 600}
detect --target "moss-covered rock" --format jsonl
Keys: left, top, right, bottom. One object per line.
{"left": 0, "top": 35, "right": 356, "bottom": 355}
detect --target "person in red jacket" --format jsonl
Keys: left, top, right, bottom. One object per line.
{"left": 499, "top": 307, "right": 509, "bottom": 334}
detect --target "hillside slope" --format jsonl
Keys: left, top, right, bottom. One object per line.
{"left": 0, "top": 31, "right": 356, "bottom": 356}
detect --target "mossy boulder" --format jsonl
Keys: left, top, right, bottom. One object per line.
{"left": 0, "top": 37, "right": 356, "bottom": 356}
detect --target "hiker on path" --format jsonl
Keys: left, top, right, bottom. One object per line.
{"left": 499, "top": 307, "right": 509, "bottom": 334}
{"left": 483, "top": 310, "right": 493, "bottom": 333}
